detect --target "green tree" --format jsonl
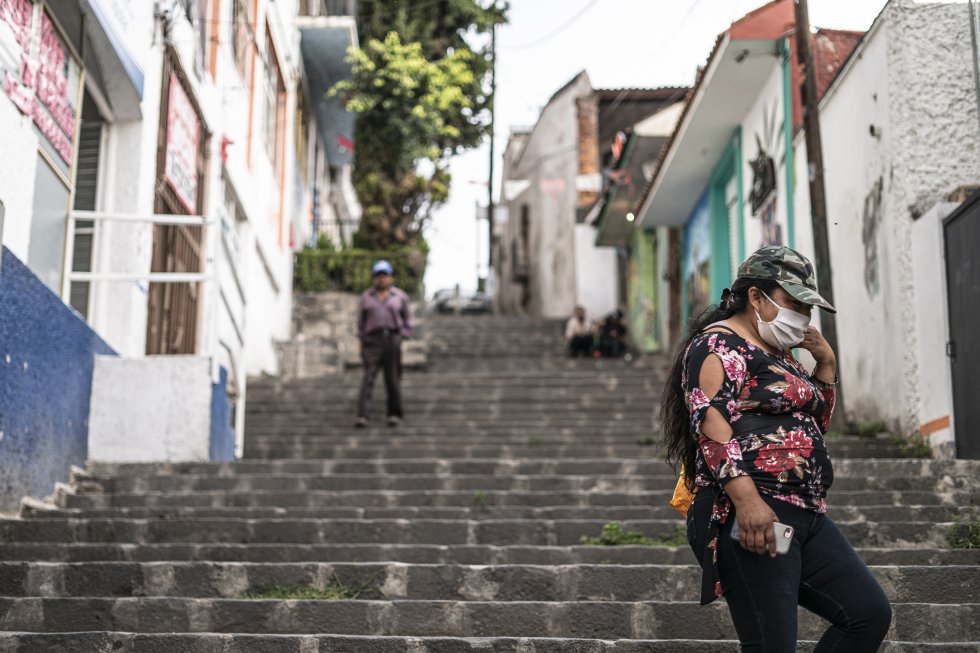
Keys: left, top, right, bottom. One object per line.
{"left": 332, "top": 1, "right": 505, "bottom": 252}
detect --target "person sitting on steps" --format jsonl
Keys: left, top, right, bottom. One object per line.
{"left": 565, "top": 305, "right": 593, "bottom": 357}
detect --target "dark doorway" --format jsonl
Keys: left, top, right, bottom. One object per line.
{"left": 69, "top": 91, "right": 105, "bottom": 318}
{"left": 944, "top": 191, "right": 980, "bottom": 459}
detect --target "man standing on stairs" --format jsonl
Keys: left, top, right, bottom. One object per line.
{"left": 355, "top": 260, "right": 413, "bottom": 428}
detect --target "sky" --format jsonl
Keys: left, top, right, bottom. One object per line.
{"left": 422, "top": 0, "right": 890, "bottom": 297}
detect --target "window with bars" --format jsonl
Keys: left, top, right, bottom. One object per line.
{"left": 262, "top": 28, "right": 285, "bottom": 174}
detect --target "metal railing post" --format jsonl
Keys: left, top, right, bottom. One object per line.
{"left": 61, "top": 211, "right": 75, "bottom": 301}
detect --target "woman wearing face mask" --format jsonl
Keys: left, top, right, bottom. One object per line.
{"left": 661, "top": 246, "right": 891, "bottom": 652}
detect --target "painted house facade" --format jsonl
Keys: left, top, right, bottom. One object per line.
{"left": 494, "top": 72, "right": 686, "bottom": 321}
{"left": 791, "top": 0, "right": 980, "bottom": 456}
{"left": 627, "top": 0, "right": 980, "bottom": 457}
{"left": 0, "top": 0, "right": 361, "bottom": 503}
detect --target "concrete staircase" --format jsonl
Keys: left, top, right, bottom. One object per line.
{"left": 2, "top": 315, "right": 979, "bottom": 651}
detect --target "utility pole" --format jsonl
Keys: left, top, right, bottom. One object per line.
{"left": 794, "top": 0, "right": 844, "bottom": 420}
{"left": 485, "top": 12, "right": 497, "bottom": 289}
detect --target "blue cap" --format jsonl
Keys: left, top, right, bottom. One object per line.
{"left": 372, "top": 260, "right": 394, "bottom": 276}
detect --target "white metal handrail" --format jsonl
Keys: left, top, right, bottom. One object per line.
{"left": 71, "top": 210, "right": 213, "bottom": 226}
{"left": 63, "top": 210, "right": 214, "bottom": 300}
{"left": 69, "top": 272, "right": 212, "bottom": 283}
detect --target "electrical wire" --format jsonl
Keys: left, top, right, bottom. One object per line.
{"left": 596, "top": 0, "right": 706, "bottom": 124}
{"left": 502, "top": 0, "right": 602, "bottom": 51}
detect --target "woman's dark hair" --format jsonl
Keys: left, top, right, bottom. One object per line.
{"left": 659, "top": 277, "right": 781, "bottom": 489}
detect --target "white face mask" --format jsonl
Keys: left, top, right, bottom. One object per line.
{"left": 755, "top": 291, "right": 810, "bottom": 350}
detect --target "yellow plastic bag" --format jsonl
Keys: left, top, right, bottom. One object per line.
{"left": 669, "top": 466, "right": 696, "bottom": 517}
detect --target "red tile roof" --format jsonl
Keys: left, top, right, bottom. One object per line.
{"left": 813, "top": 28, "right": 865, "bottom": 101}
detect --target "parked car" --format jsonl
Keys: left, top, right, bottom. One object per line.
{"left": 461, "top": 292, "right": 491, "bottom": 314}
{"left": 432, "top": 289, "right": 462, "bottom": 314}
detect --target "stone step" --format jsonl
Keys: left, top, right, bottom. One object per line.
{"left": 248, "top": 369, "right": 660, "bottom": 386}
{"left": 63, "top": 489, "right": 977, "bottom": 510}
{"left": 33, "top": 504, "right": 978, "bottom": 524}
{"left": 8, "top": 542, "right": 978, "bottom": 566}
{"left": 86, "top": 460, "right": 681, "bottom": 478}
{"left": 0, "top": 597, "right": 973, "bottom": 640}
{"left": 1, "top": 562, "right": 975, "bottom": 604}
{"left": 247, "top": 389, "right": 661, "bottom": 403}
{"left": 244, "top": 426, "right": 665, "bottom": 435}
{"left": 85, "top": 458, "right": 976, "bottom": 478}
{"left": 82, "top": 473, "right": 970, "bottom": 494}
{"left": 0, "top": 633, "right": 974, "bottom": 653}
{"left": 239, "top": 443, "right": 910, "bottom": 460}
{"left": 244, "top": 416, "right": 662, "bottom": 428}
{"left": 0, "top": 517, "right": 958, "bottom": 548}
{"left": 246, "top": 387, "right": 664, "bottom": 401}
{"left": 238, "top": 441, "right": 908, "bottom": 461}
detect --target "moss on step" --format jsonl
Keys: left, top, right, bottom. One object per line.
{"left": 580, "top": 522, "right": 686, "bottom": 547}
{"left": 947, "top": 521, "right": 980, "bottom": 549}
{"left": 242, "top": 574, "right": 375, "bottom": 600}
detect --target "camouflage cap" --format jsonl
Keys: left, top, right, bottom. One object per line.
{"left": 736, "top": 246, "right": 836, "bottom": 313}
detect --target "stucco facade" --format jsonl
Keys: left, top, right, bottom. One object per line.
{"left": 496, "top": 73, "right": 619, "bottom": 320}
{"left": 794, "top": 0, "right": 980, "bottom": 442}
{"left": 0, "top": 0, "right": 358, "bottom": 455}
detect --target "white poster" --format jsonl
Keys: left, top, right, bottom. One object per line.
{"left": 165, "top": 73, "right": 199, "bottom": 213}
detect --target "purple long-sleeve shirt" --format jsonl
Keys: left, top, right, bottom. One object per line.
{"left": 357, "top": 287, "right": 413, "bottom": 340}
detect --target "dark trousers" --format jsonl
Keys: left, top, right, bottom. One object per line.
{"left": 357, "top": 332, "right": 403, "bottom": 419}
{"left": 691, "top": 492, "right": 891, "bottom": 652}
{"left": 568, "top": 335, "right": 593, "bottom": 357}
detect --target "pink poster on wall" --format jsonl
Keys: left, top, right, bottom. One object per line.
{"left": 1, "top": 3, "right": 79, "bottom": 165}
{"left": 164, "top": 72, "right": 200, "bottom": 213}
{"left": 1, "top": 0, "right": 39, "bottom": 118}
{"left": 33, "top": 10, "right": 76, "bottom": 164}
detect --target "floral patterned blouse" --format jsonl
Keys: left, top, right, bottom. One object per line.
{"left": 682, "top": 326, "right": 836, "bottom": 604}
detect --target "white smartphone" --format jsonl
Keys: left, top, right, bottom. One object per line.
{"left": 730, "top": 521, "right": 795, "bottom": 555}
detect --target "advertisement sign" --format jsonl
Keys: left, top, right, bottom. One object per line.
{"left": 164, "top": 72, "right": 200, "bottom": 213}
{"left": 33, "top": 10, "right": 78, "bottom": 164}
{"left": 1, "top": 3, "right": 81, "bottom": 167}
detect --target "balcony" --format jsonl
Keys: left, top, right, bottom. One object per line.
{"left": 299, "top": 0, "right": 357, "bottom": 19}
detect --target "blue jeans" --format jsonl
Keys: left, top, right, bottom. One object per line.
{"left": 692, "top": 491, "right": 892, "bottom": 652}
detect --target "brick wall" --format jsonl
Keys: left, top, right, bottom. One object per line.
{"left": 576, "top": 94, "right": 600, "bottom": 208}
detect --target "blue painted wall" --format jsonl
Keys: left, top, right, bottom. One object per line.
{"left": 0, "top": 247, "right": 115, "bottom": 511}
{"left": 210, "top": 365, "right": 236, "bottom": 462}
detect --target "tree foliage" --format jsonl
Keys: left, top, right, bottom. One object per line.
{"left": 331, "top": 1, "right": 505, "bottom": 252}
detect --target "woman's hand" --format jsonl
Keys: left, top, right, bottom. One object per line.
{"left": 724, "top": 476, "right": 779, "bottom": 557}
{"left": 735, "top": 497, "right": 780, "bottom": 557}
{"left": 798, "top": 325, "right": 836, "bottom": 366}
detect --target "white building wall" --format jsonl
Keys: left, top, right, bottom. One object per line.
{"left": 738, "top": 64, "right": 789, "bottom": 259}
{"left": 809, "top": 20, "right": 901, "bottom": 430}
{"left": 499, "top": 74, "right": 619, "bottom": 320}
{"left": 573, "top": 224, "right": 618, "bottom": 319}
{"left": 88, "top": 1, "right": 162, "bottom": 357}
{"left": 798, "top": 0, "right": 980, "bottom": 436}
{"left": 0, "top": 92, "right": 39, "bottom": 259}
{"left": 2, "top": 0, "right": 307, "bottom": 453}
{"left": 526, "top": 83, "right": 581, "bottom": 319}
